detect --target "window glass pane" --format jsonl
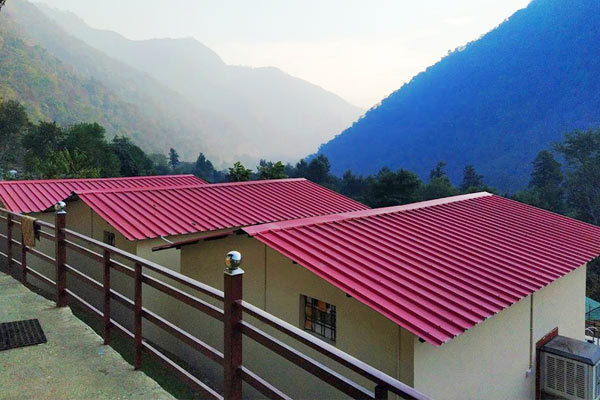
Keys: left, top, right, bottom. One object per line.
{"left": 103, "top": 231, "right": 115, "bottom": 246}
{"left": 302, "top": 295, "right": 336, "bottom": 342}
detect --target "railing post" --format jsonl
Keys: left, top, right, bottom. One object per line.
{"left": 134, "top": 262, "right": 143, "bottom": 370}
{"left": 6, "top": 214, "right": 12, "bottom": 274}
{"left": 21, "top": 232, "right": 27, "bottom": 284}
{"left": 223, "top": 251, "right": 244, "bottom": 400}
{"left": 55, "top": 202, "right": 67, "bottom": 307}
{"left": 103, "top": 249, "right": 111, "bottom": 345}
{"left": 375, "top": 384, "right": 389, "bottom": 400}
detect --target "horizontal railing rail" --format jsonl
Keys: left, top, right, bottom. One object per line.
{"left": 0, "top": 206, "right": 428, "bottom": 400}
{"left": 586, "top": 304, "right": 600, "bottom": 322}
{"left": 241, "top": 301, "right": 425, "bottom": 399}
{"left": 63, "top": 228, "right": 225, "bottom": 301}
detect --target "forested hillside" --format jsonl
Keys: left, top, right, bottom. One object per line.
{"left": 1, "top": 0, "right": 245, "bottom": 161}
{"left": 0, "top": 15, "right": 158, "bottom": 149}
{"left": 316, "top": 0, "right": 600, "bottom": 192}
{"left": 36, "top": 1, "right": 363, "bottom": 163}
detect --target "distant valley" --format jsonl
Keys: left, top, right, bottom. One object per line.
{"left": 1, "top": 0, "right": 362, "bottom": 166}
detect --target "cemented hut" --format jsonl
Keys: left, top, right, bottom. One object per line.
{"left": 169, "top": 192, "right": 600, "bottom": 399}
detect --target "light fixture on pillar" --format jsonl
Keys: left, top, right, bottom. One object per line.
{"left": 225, "top": 250, "right": 243, "bottom": 275}
{"left": 54, "top": 201, "right": 66, "bottom": 214}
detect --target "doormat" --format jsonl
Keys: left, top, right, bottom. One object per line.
{"left": 0, "top": 319, "right": 47, "bottom": 351}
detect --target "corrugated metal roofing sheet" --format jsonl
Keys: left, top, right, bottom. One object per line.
{"left": 74, "top": 178, "right": 369, "bottom": 240}
{"left": 243, "top": 192, "right": 600, "bottom": 346}
{"left": 0, "top": 175, "right": 206, "bottom": 213}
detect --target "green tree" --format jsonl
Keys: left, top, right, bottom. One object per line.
{"left": 339, "top": 170, "right": 368, "bottom": 200}
{"left": 149, "top": 153, "right": 170, "bottom": 175}
{"left": 422, "top": 161, "right": 458, "bottom": 200}
{"left": 228, "top": 161, "right": 252, "bottom": 182}
{"left": 460, "top": 165, "right": 485, "bottom": 192}
{"left": 365, "top": 167, "right": 422, "bottom": 207}
{"left": 111, "top": 136, "right": 155, "bottom": 177}
{"left": 43, "top": 149, "right": 101, "bottom": 179}
{"left": 292, "top": 159, "right": 309, "bottom": 178}
{"left": 284, "top": 163, "right": 297, "bottom": 178}
{"left": 306, "top": 155, "right": 331, "bottom": 185}
{"left": 168, "top": 148, "right": 180, "bottom": 170}
{"left": 429, "top": 161, "right": 447, "bottom": 180}
{"left": 0, "top": 100, "right": 29, "bottom": 170}
{"left": 555, "top": 129, "right": 600, "bottom": 224}
{"left": 65, "top": 123, "right": 120, "bottom": 177}
{"left": 21, "top": 121, "right": 119, "bottom": 178}
{"left": 192, "top": 153, "right": 216, "bottom": 181}
{"left": 22, "top": 121, "right": 65, "bottom": 175}
{"left": 528, "top": 150, "right": 564, "bottom": 213}
{"left": 23, "top": 121, "right": 65, "bottom": 158}
{"left": 257, "top": 160, "right": 287, "bottom": 180}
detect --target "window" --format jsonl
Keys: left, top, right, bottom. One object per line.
{"left": 303, "top": 295, "right": 336, "bottom": 342}
{"left": 103, "top": 231, "right": 115, "bottom": 247}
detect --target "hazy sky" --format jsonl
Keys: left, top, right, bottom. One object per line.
{"left": 37, "top": 0, "right": 531, "bottom": 108}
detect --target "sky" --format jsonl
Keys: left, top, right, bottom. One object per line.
{"left": 37, "top": 0, "right": 531, "bottom": 108}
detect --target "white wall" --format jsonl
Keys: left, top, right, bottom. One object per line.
{"left": 413, "top": 265, "right": 587, "bottom": 400}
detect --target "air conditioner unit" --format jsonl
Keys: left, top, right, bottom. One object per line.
{"left": 541, "top": 335, "right": 600, "bottom": 400}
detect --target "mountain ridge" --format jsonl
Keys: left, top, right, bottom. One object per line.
{"left": 315, "top": 0, "right": 600, "bottom": 192}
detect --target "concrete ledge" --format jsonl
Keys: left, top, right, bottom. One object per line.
{"left": 0, "top": 273, "right": 174, "bottom": 400}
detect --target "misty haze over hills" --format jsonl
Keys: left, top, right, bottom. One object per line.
{"left": 5, "top": 0, "right": 599, "bottom": 193}
{"left": 1, "top": 0, "right": 224, "bottom": 159}
{"left": 34, "top": 2, "right": 363, "bottom": 165}
{"left": 316, "top": 0, "right": 600, "bottom": 192}
{"left": 1, "top": 0, "right": 362, "bottom": 166}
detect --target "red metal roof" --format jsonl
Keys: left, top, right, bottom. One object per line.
{"left": 74, "top": 178, "right": 369, "bottom": 240}
{"left": 243, "top": 192, "right": 600, "bottom": 346}
{"left": 0, "top": 175, "right": 206, "bottom": 213}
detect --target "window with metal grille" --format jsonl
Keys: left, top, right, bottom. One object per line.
{"left": 103, "top": 231, "right": 115, "bottom": 247}
{"left": 302, "top": 295, "right": 336, "bottom": 342}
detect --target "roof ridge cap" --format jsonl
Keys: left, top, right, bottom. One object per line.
{"left": 75, "top": 184, "right": 206, "bottom": 195}
{"left": 0, "top": 174, "right": 198, "bottom": 185}
{"left": 73, "top": 178, "right": 310, "bottom": 195}
{"left": 243, "top": 192, "right": 493, "bottom": 235}
{"left": 205, "top": 178, "right": 306, "bottom": 188}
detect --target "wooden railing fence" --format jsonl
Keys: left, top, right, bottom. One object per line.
{"left": 0, "top": 206, "right": 428, "bottom": 400}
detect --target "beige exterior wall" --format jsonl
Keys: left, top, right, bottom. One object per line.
{"left": 180, "top": 234, "right": 413, "bottom": 399}
{"left": 533, "top": 264, "right": 586, "bottom": 343}
{"left": 413, "top": 265, "right": 587, "bottom": 400}
{"left": 62, "top": 200, "right": 214, "bottom": 349}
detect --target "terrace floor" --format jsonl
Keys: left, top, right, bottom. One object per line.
{"left": 0, "top": 273, "right": 174, "bottom": 400}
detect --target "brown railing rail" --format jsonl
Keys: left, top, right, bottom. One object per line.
{"left": 0, "top": 206, "right": 428, "bottom": 400}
